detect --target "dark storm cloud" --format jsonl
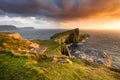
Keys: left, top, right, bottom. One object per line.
{"left": 0, "top": 9, "right": 5, "bottom": 15}
{"left": 0, "top": 0, "right": 120, "bottom": 20}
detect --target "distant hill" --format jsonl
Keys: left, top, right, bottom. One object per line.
{"left": 18, "top": 27, "right": 34, "bottom": 29}
{"left": 0, "top": 25, "right": 17, "bottom": 31}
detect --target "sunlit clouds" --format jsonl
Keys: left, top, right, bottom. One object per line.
{"left": 60, "top": 18, "right": 120, "bottom": 30}
{"left": 0, "top": 0, "right": 120, "bottom": 29}
{"left": 0, "top": 16, "right": 59, "bottom": 29}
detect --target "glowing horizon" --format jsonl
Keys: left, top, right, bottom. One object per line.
{"left": 59, "top": 17, "right": 120, "bottom": 30}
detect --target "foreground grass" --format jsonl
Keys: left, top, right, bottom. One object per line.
{"left": 0, "top": 50, "right": 120, "bottom": 80}
{"left": 32, "top": 40, "right": 62, "bottom": 56}
{"left": 0, "top": 32, "right": 120, "bottom": 80}
{"left": 0, "top": 33, "right": 30, "bottom": 51}
{"left": 0, "top": 51, "right": 46, "bottom": 80}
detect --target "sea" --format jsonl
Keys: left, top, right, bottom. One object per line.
{"left": 0, "top": 29, "right": 120, "bottom": 69}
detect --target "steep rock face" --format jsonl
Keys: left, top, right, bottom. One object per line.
{"left": 51, "top": 28, "right": 112, "bottom": 67}
{"left": 51, "top": 28, "right": 89, "bottom": 44}
{"left": 53, "top": 34, "right": 69, "bottom": 44}
{"left": 60, "top": 45, "right": 71, "bottom": 56}
{"left": 68, "top": 43, "right": 112, "bottom": 67}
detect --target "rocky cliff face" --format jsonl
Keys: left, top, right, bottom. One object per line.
{"left": 51, "top": 28, "right": 112, "bottom": 67}
{"left": 68, "top": 43, "right": 112, "bottom": 66}
{"left": 51, "top": 28, "right": 89, "bottom": 44}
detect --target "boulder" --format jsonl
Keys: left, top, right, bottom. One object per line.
{"left": 30, "top": 43, "right": 40, "bottom": 49}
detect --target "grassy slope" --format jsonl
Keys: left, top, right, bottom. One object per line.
{"left": 32, "top": 40, "right": 62, "bottom": 56}
{"left": 0, "top": 33, "right": 120, "bottom": 80}
{"left": 0, "top": 50, "right": 46, "bottom": 80}
{"left": 0, "top": 33, "right": 30, "bottom": 51}
{"left": 50, "top": 29, "right": 72, "bottom": 39}
{"left": 50, "top": 28, "right": 89, "bottom": 42}
{"left": 0, "top": 50, "right": 120, "bottom": 80}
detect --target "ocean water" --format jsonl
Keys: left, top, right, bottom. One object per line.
{"left": 2, "top": 29, "right": 68, "bottom": 40}
{"left": 1, "top": 29, "right": 120, "bottom": 69}
{"left": 81, "top": 30, "right": 120, "bottom": 69}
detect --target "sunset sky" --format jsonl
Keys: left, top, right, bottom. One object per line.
{"left": 0, "top": 0, "right": 120, "bottom": 29}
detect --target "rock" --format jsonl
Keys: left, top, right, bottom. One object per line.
{"left": 30, "top": 47, "right": 47, "bottom": 54}
{"left": 51, "top": 28, "right": 89, "bottom": 44}
{"left": 54, "top": 35, "right": 69, "bottom": 44}
{"left": 30, "top": 43, "right": 40, "bottom": 49}
{"left": 61, "top": 44, "right": 71, "bottom": 56}
{"left": 68, "top": 44, "right": 112, "bottom": 67}
{"left": 30, "top": 42, "right": 48, "bottom": 54}
{"left": 51, "top": 28, "right": 112, "bottom": 67}
{"left": 7, "top": 33, "right": 23, "bottom": 39}
{"left": 51, "top": 28, "right": 89, "bottom": 58}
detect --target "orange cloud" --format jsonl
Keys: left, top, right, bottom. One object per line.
{"left": 0, "top": 0, "right": 120, "bottom": 21}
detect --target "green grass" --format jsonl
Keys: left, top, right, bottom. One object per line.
{"left": 33, "top": 40, "right": 61, "bottom": 50}
{"left": 0, "top": 33, "right": 30, "bottom": 51}
{"left": 50, "top": 29, "right": 72, "bottom": 39}
{"left": 50, "top": 28, "right": 89, "bottom": 44}
{"left": 0, "top": 50, "right": 46, "bottom": 80}
{"left": 0, "top": 32, "right": 120, "bottom": 80}
{"left": 32, "top": 40, "right": 62, "bottom": 56}
{"left": 0, "top": 49, "right": 120, "bottom": 80}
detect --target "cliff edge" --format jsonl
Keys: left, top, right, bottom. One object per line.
{"left": 0, "top": 31, "right": 119, "bottom": 80}
{"left": 51, "top": 28, "right": 89, "bottom": 44}
{"left": 51, "top": 28, "right": 112, "bottom": 67}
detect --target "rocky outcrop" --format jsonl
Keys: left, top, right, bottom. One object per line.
{"left": 51, "top": 28, "right": 89, "bottom": 44}
{"left": 7, "top": 32, "right": 23, "bottom": 39}
{"left": 68, "top": 43, "right": 112, "bottom": 67}
{"left": 0, "top": 32, "right": 47, "bottom": 56}
{"left": 61, "top": 45, "right": 71, "bottom": 56}
{"left": 51, "top": 28, "right": 112, "bottom": 67}
{"left": 30, "top": 43, "right": 40, "bottom": 49}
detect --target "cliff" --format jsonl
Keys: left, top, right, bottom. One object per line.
{"left": 0, "top": 25, "right": 17, "bottom": 31}
{"left": 0, "top": 32, "right": 120, "bottom": 80}
{"left": 51, "top": 28, "right": 89, "bottom": 44}
{"left": 0, "top": 32, "right": 47, "bottom": 58}
{"left": 51, "top": 28, "right": 112, "bottom": 67}
{"left": 68, "top": 43, "right": 112, "bottom": 67}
